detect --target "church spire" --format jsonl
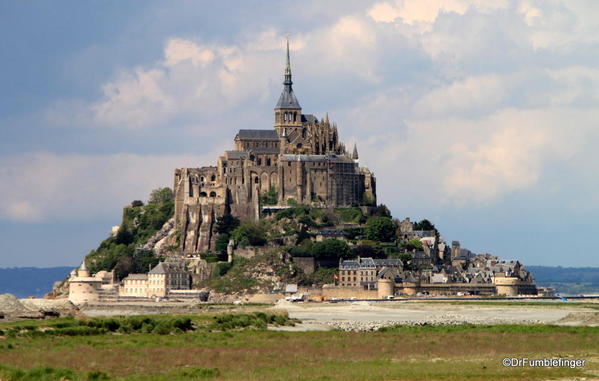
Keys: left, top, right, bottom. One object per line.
{"left": 352, "top": 143, "right": 359, "bottom": 160}
{"left": 284, "top": 37, "right": 292, "bottom": 88}
{"left": 275, "top": 38, "right": 301, "bottom": 111}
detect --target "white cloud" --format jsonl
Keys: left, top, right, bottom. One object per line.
{"left": 164, "top": 38, "right": 215, "bottom": 67}
{"left": 412, "top": 75, "right": 509, "bottom": 118}
{"left": 0, "top": 151, "right": 222, "bottom": 222}
{"left": 368, "top": 0, "right": 508, "bottom": 25}
{"left": 39, "top": 0, "right": 599, "bottom": 214}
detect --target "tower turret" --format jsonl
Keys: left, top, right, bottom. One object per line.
{"left": 274, "top": 39, "right": 302, "bottom": 135}
{"left": 77, "top": 260, "right": 90, "bottom": 277}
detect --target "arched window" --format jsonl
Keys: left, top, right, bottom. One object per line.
{"left": 210, "top": 175, "right": 216, "bottom": 181}
{"left": 296, "top": 143, "right": 302, "bottom": 149}
{"left": 199, "top": 192, "right": 207, "bottom": 197}
{"left": 254, "top": 177, "right": 259, "bottom": 184}
{"left": 200, "top": 176, "right": 204, "bottom": 181}
{"left": 209, "top": 192, "right": 216, "bottom": 197}
{"left": 257, "top": 158, "right": 262, "bottom": 166}
{"left": 266, "top": 158, "right": 271, "bottom": 166}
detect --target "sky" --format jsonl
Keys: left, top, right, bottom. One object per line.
{"left": 1, "top": 0, "right": 599, "bottom": 267}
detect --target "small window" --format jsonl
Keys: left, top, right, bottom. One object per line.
{"left": 209, "top": 192, "right": 216, "bottom": 197}
{"left": 254, "top": 177, "right": 259, "bottom": 184}
{"left": 199, "top": 192, "right": 207, "bottom": 197}
{"left": 210, "top": 175, "right": 216, "bottom": 181}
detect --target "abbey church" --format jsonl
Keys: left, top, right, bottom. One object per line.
{"left": 173, "top": 42, "right": 377, "bottom": 253}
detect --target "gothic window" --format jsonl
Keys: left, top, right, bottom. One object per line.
{"left": 266, "top": 158, "right": 271, "bottom": 166}
{"left": 210, "top": 175, "right": 216, "bottom": 181}
{"left": 254, "top": 177, "right": 259, "bottom": 184}
{"left": 200, "top": 176, "right": 205, "bottom": 181}
{"left": 257, "top": 158, "right": 262, "bottom": 166}
{"left": 209, "top": 192, "right": 216, "bottom": 197}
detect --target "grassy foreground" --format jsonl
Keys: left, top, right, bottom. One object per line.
{"left": 0, "top": 313, "right": 598, "bottom": 381}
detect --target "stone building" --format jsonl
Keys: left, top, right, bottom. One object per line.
{"left": 147, "top": 260, "right": 190, "bottom": 297}
{"left": 118, "top": 259, "right": 191, "bottom": 298}
{"left": 120, "top": 274, "right": 149, "bottom": 297}
{"left": 339, "top": 257, "right": 403, "bottom": 289}
{"left": 174, "top": 41, "right": 377, "bottom": 254}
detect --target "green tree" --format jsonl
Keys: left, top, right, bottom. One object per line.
{"left": 310, "top": 239, "right": 352, "bottom": 260}
{"left": 365, "top": 217, "right": 397, "bottom": 242}
{"left": 215, "top": 233, "right": 231, "bottom": 255}
{"left": 353, "top": 243, "right": 386, "bottom": 259}
{"left": 372, "top": 204, "right": 391, "bottom": 218}
{"left": 148, "top": 187, "right": 173, "bottom": 204}
{"left": 231, "top": 222, "right": 267, "bottom": 247}
{"left": 215, "top": 214, "right": 240, "bottom": 235}
{"left": 399, "top": 253, "right": 413, "bottom": 270}
{"left": 413, "top": 219, "right": 435, "bottom": 231}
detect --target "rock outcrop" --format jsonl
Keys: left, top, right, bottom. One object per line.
{"left": 141, "top": 218, "right": 178, "bottom": 256}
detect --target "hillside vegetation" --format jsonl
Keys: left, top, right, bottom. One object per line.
{"left": 85, "top": 188, "right": 175, "bottom": 279}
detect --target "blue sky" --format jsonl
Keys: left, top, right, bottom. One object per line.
{"left": 1, "top": 0, "right": 599, "bottom": 267}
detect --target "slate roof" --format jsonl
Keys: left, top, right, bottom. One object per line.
{"left": 250, "top": 147, "right": 280, "bottom": 154}
{"left": 225, "top": 151, "right": 249, "bottom": 160}
{"left": 275, "top": 87, "right": 301, "bottom": 109}
{"left": 372, "top": 259, "right": 403, "bottom": 267}
{"left": 236, "top": 129, "right": 279, "bottom": 140}
{"left": 149, "top": 262, "right": 166, "bottom": 274}
{"left": 301, "top": 114, "right": 317, "bottom": 123}
{"left": 124, "top": 274, "right": 148, "bottom": 281}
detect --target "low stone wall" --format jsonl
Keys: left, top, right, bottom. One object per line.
{"left": 322, "top": 286, "right": 377, "bottom": 299}
{"left": 247, "top": 293, "right": 285, "bottom": 304}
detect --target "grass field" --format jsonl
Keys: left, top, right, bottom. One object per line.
{"left": 1, "top": 313, "right": 598, "bottom": 381}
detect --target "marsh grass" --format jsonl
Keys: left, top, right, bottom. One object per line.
{"left": 0, "top": 315, "right": 598, "bottom": 380}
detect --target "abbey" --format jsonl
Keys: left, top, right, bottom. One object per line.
{"left": 173, "top": 42, "right": 376, "bottom": 254}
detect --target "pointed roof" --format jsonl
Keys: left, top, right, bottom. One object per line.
{"left": 352, "top": 143, "right": 359, "bottom": 160}
{"left": 149, "top": 262, "right": 166, "bottom": 274}
{"left": 79, "top": 260, "right": 87, "bottom": 271}
{"left": 275, "top": 38, "right": 301, "bottom": 110}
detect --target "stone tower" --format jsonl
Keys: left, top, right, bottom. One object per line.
{"left": 274, "top": 39, "right": 302, "bottom": 137}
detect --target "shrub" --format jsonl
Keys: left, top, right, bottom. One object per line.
{"left": 152, "top": 321, "right": 173, "bottom": 335}
{"left": 336, "top": 207, "right": 366, "bottom": 223}
{"left": 260, "top": 186, "right": 278, "bottom": 206}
